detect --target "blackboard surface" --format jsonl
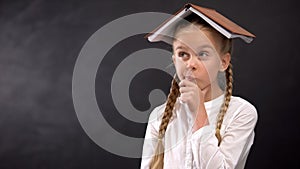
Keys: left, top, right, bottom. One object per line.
{"left": 0, "top": 0, "right": 299, "bottom": 168}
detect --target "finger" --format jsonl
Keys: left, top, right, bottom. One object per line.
{"left": 179, "top": 94, "right": 193, "bottom": 103}
{"left": 179, "top": 86, "right": 196, "bottom": 93}
{"left": 179, "top": 79, "right": 197, "bottom": 88}
{"left": 179, "top": 95, "right": 188, "bottom": 103}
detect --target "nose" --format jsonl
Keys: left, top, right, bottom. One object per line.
{"left": 186, "top": 55, "right": 197, "bottom": 70}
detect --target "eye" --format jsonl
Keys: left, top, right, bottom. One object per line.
{"left": 198, "top": 51, "right": 209, "bottom": 58}
{"left": 177, "top": 51, "right": 189, "bottom": 58}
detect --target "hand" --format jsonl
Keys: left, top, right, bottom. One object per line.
{"left": 179, "top": 79, "right": 208, "bottom": 132}
{"left": 178, "top": 79, "right": 204, "bottom": 114}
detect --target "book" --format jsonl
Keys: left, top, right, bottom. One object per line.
{"left": 146, "top": 3, "right": 255, "bottom": 43}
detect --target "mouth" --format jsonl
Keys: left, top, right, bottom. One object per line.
{"left": 183, "top": 69, "right": 195, "bottom": 81}
{"left": 184, "top": 75, "right": 196, "bottom": 82}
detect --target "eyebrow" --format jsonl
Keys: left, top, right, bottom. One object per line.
{"left": 174, "top": 46, "right": 187, "bottom": 50}
{"left": 197, "top": 44, "right": 214, "bottom": 50}
{"left": 174, "top": 44, "right": 214, "bottom": 51}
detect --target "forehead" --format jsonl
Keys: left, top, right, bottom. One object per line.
{"left": 173, "top": 26, "right": 221, "bottom": 52}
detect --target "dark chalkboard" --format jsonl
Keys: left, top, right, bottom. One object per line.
{"left": 0, "top": 0, "right": 299, "bottom": 168}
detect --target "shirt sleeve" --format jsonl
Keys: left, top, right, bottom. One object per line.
{"left": 191, "top": 104, "right": 258, "bottom": 169}
{"left": 140, "top": 107, "right": 160, "bottom": 169}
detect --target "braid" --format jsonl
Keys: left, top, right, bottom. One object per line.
{"left": 150, "top": 77, "right": 180, "bottom": 169}
{"left": 215, "top": 63, "right": 233, "bottom": 146}
{"left": 159, "top": 78, "right": 180, "bottom": 136}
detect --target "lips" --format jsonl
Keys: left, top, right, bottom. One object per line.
{"left": 184, "top": 76, "right": 196, "bottom": 82}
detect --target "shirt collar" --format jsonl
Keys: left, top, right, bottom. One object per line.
{"left": 171, "top": 93, "right": 224, "bottom": 119}
{"left": 204, "top": 93, "right": 225, "bottom": 123}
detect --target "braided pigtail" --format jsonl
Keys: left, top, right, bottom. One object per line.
{"left": 150, "top": 77, "right": 180, "bottom": 169}
{"left": 215, "top": 63, "right": 233, "bottom": 146}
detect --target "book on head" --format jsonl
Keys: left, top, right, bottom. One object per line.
{"left": 146, "top": 3, "right": 255, "bottom": 43}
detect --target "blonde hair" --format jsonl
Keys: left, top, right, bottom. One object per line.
{"left": 150, "top": 14, "right": 233, "bottom": 168}
{"left": 150, "top": 77, "right": 179, "bottom": 169}
{"left": 215, "top": 63, "right": 233, "bottom": 146}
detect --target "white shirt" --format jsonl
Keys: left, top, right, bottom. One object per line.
{"left": 140, "top": 94, "right": 258, "bottom": 169}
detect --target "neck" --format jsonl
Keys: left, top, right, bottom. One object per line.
{"left": 201, "top": 81, "right": 224, "bottom": 102}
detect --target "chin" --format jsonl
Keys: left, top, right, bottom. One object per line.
{"left": 198, "top": 82, "right": 211, "bottom": 90}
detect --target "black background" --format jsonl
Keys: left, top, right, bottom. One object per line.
{"left": 1, "top": 0, "right": 299, "bottom": 168}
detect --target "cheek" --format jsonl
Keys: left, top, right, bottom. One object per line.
{"left": 173, "top": 58, "right": 186, "bottom": 79}
{"left": 174, "top": 59, "right": 185, "bottom": 75}
{"left": 201, "top": 59, "right": 221, "bottom": 80}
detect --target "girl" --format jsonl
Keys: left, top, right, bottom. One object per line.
{"left": 141, "top": 3, "right": 258, "bottom": 169}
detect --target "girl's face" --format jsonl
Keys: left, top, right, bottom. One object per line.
{"left": 172, "top": 25, "right": 230, "bottom": 91}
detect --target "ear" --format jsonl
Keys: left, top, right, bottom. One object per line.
{"left": 220, "top": 52, "right": 231, "bottom": 72}
{"left": 172, "top": 54, "right": 176, "bottom": 64}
